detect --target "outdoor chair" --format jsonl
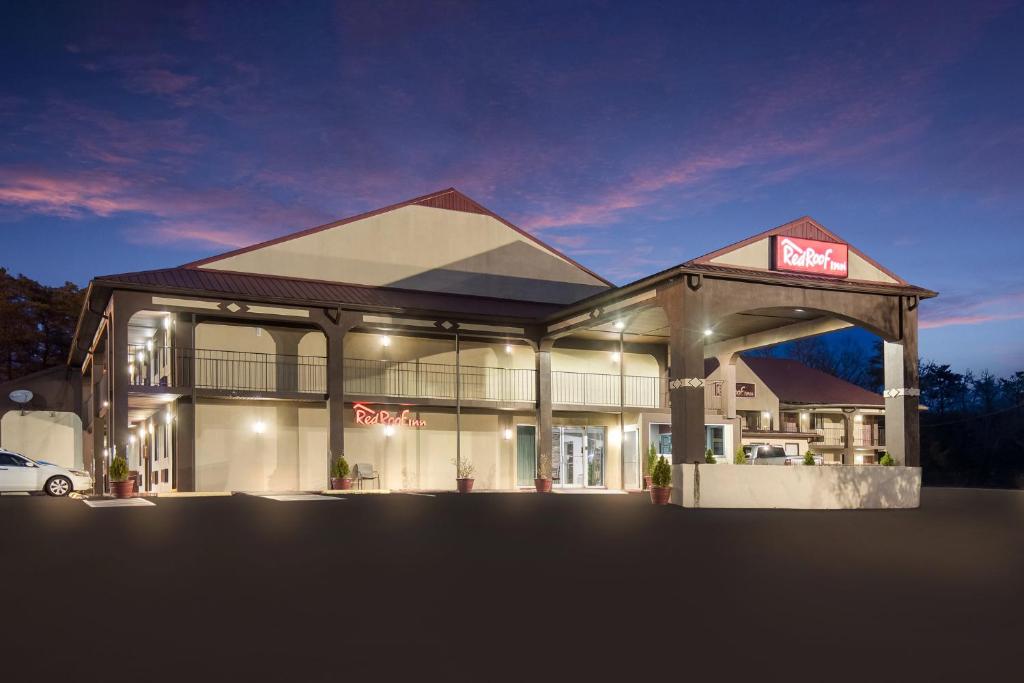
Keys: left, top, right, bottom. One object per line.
{"left": 355, "top": 463, "right": 380, "bottom": 490}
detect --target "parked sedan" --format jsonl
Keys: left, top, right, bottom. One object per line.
{"left": 0, "top": 449, "right": 92, "bottom": 496}
{"left": 746, "top": 445, "right": 823, "bottom": 465}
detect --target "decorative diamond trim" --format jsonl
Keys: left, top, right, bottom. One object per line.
{"left": 669, "top": 378, "right": 705, "bottom": 390}
{"left": 884, "top": 388, "right": 921, "bottom": 398}
{"left": 225, "top": 303, "right": 241, "bottom": 313}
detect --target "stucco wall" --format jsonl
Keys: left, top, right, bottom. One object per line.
{"left": 673, "top": 463, "right": 921, "bottom": 509}
{"left": 195, "top": 402, "right": 329, "bottom": 492}
{"left": 1, "top": 410, "right": 83, "bottom": 469}
{"left": 199, "top": 204, "right": 608, "bottom": 303}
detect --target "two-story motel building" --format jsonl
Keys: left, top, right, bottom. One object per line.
{"left": 1, "top": 188, "right": 935, "bottom": 504}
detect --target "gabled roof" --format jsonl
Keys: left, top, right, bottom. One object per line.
{"left": 741, "top": 356, "right": 884, "bottom": 406}
{"left": 183, "top": 187, "right": 613, "bottom": 287}
{"left": 688, "top": 215, "right": 907, "bottom": 286}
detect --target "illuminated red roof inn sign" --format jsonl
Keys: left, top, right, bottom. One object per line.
{"left": 354, "top": 403, "right": 426, "bottom": 428}
{"left": 774, "top": 237, "right": 849, "bottom": 278}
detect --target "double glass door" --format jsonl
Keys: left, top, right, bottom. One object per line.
{"left": 552, "top": 426, "right": 605, "bottom": 488}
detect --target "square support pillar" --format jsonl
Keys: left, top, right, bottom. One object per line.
{"left": 535, "top": 340, "right": 554, "bottom": 481}
{"left": 659, "top": 280, "right": 706, "bottom": 468}
{"left": 109, "top": 304, "right": 132, "bottom": 466}
{"left": 884, "top": 299, "right": 921, "bottom": 466}
{"left": 718, "top": 354, "right": 738, "bottom": 418}
{"left": 324, "top": 313, "right": 359, "bottom": 468}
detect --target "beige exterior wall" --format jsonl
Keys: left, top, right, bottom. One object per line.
{"left": 195, "top": 401, "right": 329, "bottom": 492}
{"left": 1, "top": 410, "right": 83, "bottom": 469}
{"left": 199, "top": 205, "right": 608, "bottom": 303}
{"left": 551, "top": 347, "right": 658, "bottom": 377}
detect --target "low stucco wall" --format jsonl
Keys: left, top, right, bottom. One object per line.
{"left": 1, "top": 410, "right": 83, "bottom": 469}
{"left": 671, "top": 463, "right": 921, "bottom": 509}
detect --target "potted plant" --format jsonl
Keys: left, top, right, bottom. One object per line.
{"left": 879, "top": 452, "right": 895, "bottom": 466}
{"left": 108, "top": 455, "right": 133, "bottom": 498}
{"left": 649, "top": 455, "right": 672, "bottom": 505}
{"left": 453, "top": 457, "right": 475, "bottom": 493}
{"left": 704, "top": 448, "right": 716, "bottom": 464}
{"left": 534, "top": 452, "right": 553, "bottom": 492}
{"left": 803, "top": 450, "right": 817, "bottom": 466}
{"left": 644, "top": 444, "right": 658, "bottom": 489}
{"left": 734, "top": 447, "right": 748, "bottom": 465}
{"left": 330, "top": 455, "right": 352, "bottom": 490}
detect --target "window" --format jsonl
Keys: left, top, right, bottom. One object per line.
{"left": 705, "top": 425, "right": 725, "bottom": 457}
{"left": 0, "top": 453, "right": 21, "bottom": 466}
{"left": 785, "top": 443, "right": 799, "bottom": 456}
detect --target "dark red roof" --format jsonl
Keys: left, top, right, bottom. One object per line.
{"left": 741, "top": 357, "right": 883, "bottom": 406}
{"left": 94, "top": 267, "right": 562, "bottom": 320}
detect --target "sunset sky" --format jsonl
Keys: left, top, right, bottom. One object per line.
{"left": 1, "top": 1, "right": 1022, "bottom": 374}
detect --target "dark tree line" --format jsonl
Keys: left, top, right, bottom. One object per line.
{"left": 0, "top": 268, "right": 84, "bottom": 383}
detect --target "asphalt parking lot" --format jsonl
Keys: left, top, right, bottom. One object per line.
{"left": 1, "top": 488, "right": 1021, "bottom": 681}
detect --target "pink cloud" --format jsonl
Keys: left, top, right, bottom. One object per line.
{"left": 921, "top": 291, "right": 1024, "bottom": 330}
{"left": 921, "top": 312, "right": 1024, "bottom": 330}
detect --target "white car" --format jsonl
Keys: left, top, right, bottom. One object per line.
{"left": 0, "top": 449, "right": 93, "bottom": 496}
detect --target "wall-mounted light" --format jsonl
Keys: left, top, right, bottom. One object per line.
{"left": 381, "top": 335, "right": 391, "bottom": 347}
{"left": 128, "top": 434, "right": 136, "bottom": 445}
{"left": 704, "top": 328, "right": 713, "bottom": 337}
{"left": 145, "top": 340, "right": 153, "bottom": 352}
{"left": 503, "top": 428, "right": 512, "bottom": 440}
{"left": 505, "top": 344, "right": 513, "bottom": 354}
{"left": 148, "top": 422, "right": 155, "bottom": 435}
{"left": 165, "top": 411, "right": 173, "bottom": 424}
{"left": 611, "top": 352, "right": 621, "bottom": 362}
{"left": 384, "top": 425, "right": 395, "bottom": 437}
{"left": 136, "top": 351, "right": 145, "bottom": 362}
{"left": 103, "top": 400, "right": 109, "bottom": 408}
{"left": 762, "top": 411, "right": 771, "bottom": 418}
{"left": 103, "top": 448, "right": 109, "bottom": 458}
{"left": 253, "top": 420, "right": 266, "bottom": 434}
{"left": 854, "top": 414, "right": 863, "bottom": 422}
{"left": 854, "top": 454, "right": 865, "bottom": 465}
{"left": 614, "top": 320, "right": 625, "bottom": 330}
{"left": 608, "top": 427, "right": 622, "bottom": 446}
{"left": 163, "top": 316, "right": 172, "bottom": 330}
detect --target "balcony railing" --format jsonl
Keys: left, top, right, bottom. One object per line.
{"left": 193, "top": 349, "right": 327, "bottom": 393}
{"left": 854, "top": 425, "right": 885, "bottom": 447}
{"left": 814, "top": 426, "right": 846, "bottom": 446}
{"left": 345, "top": 358, "right": 536, "bottom": 403}
{"left": 551, "top": 371, "right": 665, "bottom": 408}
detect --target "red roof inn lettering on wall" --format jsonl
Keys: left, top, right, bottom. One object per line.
{"left": 774, "top": 237, "right": 849, "bottom": 278}
{"left": 354, "top": 403, "right": 426, "bottom": 428}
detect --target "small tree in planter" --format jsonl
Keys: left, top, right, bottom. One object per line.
{"left": 644, "top": 444, "right": 658, "bottom": 488}
{"left": 108, "top": 455, "right": 133, "bottom": 498}
{"left": 535, "top": 451, "right": 552, "bottom": 492}
{"left": 453, "top": 457, "right": 475, "bottom": 493}
{"left": 734, "top": 447, "right": 748, "bottom": 465}
{"left": 649, "top": 456, "right": 672, "bottom": 505}
{"left": 705, "top": 448, "right": 716, "bottom": 464}
{"left": 803, "top": 450, "right": 817, "bottom": 466}
{"left": 330, "top": 455, "right": 352, "bottom": 490}
{"left": 879, "top": 452, "right": 895, "bottom": 466}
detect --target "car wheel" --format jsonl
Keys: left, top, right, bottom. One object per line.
{"left": 45, "top": 476, "right": 72, "bottom": 497}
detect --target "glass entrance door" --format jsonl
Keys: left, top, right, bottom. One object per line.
{"left": 553, "top": 426, "right": 606, "bottom": 488}
{"left": 622, "top": 427, "right": 639, "bottom": 490}
{"left": 561, "top": 428, "right": 585, "bottom": 487}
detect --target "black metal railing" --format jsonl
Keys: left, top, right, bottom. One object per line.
{"left": 344, "top": 358, "right": 536, "bottom": 403}
{"left": 551, "top": 370, "right": 665, "bottom": 408}
{"left": 192, "top": 348, "right": 327, "bottom": 393}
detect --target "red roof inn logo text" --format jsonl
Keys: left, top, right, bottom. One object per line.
{"left": 774, "top": 237, "right": 849, "bottom": 278}
{"left": 354, "top": 403, "right": 427, "bottom": 428}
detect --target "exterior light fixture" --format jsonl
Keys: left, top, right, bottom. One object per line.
{"left": 854, "top": 414, "right": 863, "bottom": 422}
{"left": 795, "top": 309, "right": 805, "bottom": 313}
{"left": 148, "top": 423, "right": 154, "bottom": 435}
{"left": 614, "top": 320, "right": 625, "bottom": 330}
{"left": 384, "top": 425, "right": 395, "bottom": 437}
{"left": 704, "top": 329, "right": 713, "bottom": 336}
{"left": 854, "top": 454, "right": 865, "bottom": 465}
{"left": 381, "top": 335, "right": 391, "bottom": 347}
{"left": 611, "top": 352, "right": 621, "bottom": 362}
{"left": 253, "top": 420, "right": 266, "bottom": 434}
{"left": 136, "top": 351, "right": 145, "bottom": 362}
{"left": 165, "top": 411, "right": 173, "bottom": 424}
{"left": 505, "top": 344, "right": 513, "bottom": 354}
{"left": 146, "top": 340, "right": 153, "bottom": 352}
{"left": 503, "top": 428, "right": 512, "bottom": 440}
{"left": 163, "top": 316, "right": 172, "bottom": 330}
{"left": 128, "top": 363, "right": 135, "bottom": 376}
{"left": 103, "top": 400, "right": 109, "bottom": 408}
{"left": 762, "top": 411, "right": 771, "bottom": 418}
{"left": 128, "top": 434, "right": 136, "bottom": 445}
{"left": 103, "top": 448, "right": 109, "bottom": 458}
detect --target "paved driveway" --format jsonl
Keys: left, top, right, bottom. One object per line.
{"left": 1, "top": 488, "right": 1021, "bottom": 681}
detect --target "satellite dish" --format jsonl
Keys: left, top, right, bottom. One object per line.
{"left": 8, "top": 389, "right": 33, "bottom": 405}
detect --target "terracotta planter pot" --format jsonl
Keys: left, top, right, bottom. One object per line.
{"left": 534, "top": 478, "right": 552, "bottom": 493}
{"left": 649, "top": 485, "right": 671, "bottom": 505}
{"left": 456, "top": 478, "right": 474, "bottom": 494}
{"left": 109, "top": 480, "right": 135, "bottom": 499}
{"left": 330, "top": 477, "right": 353, "bottom": 490}
{"left": 643, "top": 475, "right": 652, "bottom": 490}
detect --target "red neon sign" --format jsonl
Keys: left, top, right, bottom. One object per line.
{"left": 354, "top": 403, "right": 426, "bottom": 428}
{"left": 774, "top": 237, "right": 849, "bottom": 278}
